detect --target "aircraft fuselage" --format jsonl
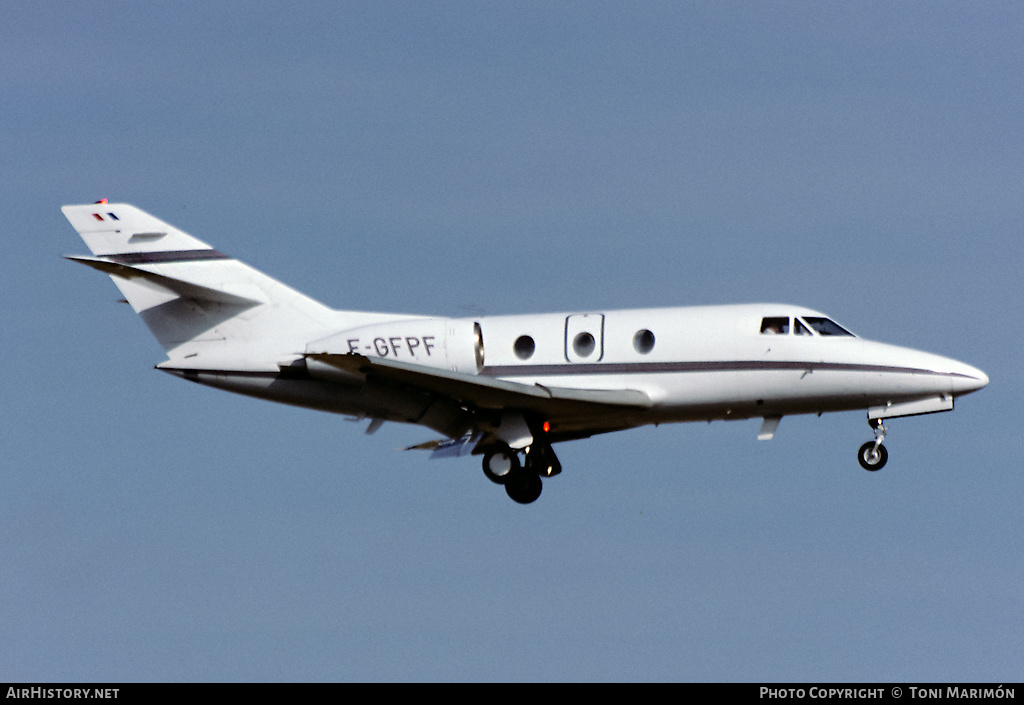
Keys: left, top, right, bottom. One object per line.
{"left": 163, "top": 302, "right": 987, "bottom": 444}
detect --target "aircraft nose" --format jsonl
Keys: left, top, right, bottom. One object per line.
{"left": 950, "top": 360, "right": 989, "bottom": 395}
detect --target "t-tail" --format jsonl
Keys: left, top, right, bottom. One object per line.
{"left": 62, "top": 201, "right": 374, "bottom": 370}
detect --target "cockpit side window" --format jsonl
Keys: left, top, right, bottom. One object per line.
{"left": 760, "top": 317, "right": 790, "bottom": 335}
{"left": 794, "top": 318, "right": 812, "bottom": 336}
{"left": 803, "top": 317, "right": 854, "bottom": 336}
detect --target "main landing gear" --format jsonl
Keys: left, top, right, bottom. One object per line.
{"left": 482, "top": 444, "right": 561, "bottom": 504}
{"left": 857, "top": 418, "right": 888, "bottom": 471}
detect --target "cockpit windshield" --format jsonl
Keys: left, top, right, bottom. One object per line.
{"left": 802, "top": 317, "right": 854, "bottom": 336}
{"left": 760, "top": 315, "right": 855, "bottom": 337}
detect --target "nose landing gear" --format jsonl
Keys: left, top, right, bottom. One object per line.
{"left": 858, "top": 418, "right": 888, "bottom": 471}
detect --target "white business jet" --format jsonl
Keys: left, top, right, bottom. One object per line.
{"left": 63, "top": 202, "right": 988, "bottom": 504}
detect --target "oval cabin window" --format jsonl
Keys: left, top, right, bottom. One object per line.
{"left": 513, "top": 335, "right": 535, "bottom": 360}
{"left": 633, "top": 329, "right": 655, "bottom": 354}
{"left": 572, "top": 332, "right": 596, "bottom": 358}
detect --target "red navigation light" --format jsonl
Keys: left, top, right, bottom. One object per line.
{"left": 95, "top": 198, "right": 108, "bottom": 204}
{"left": 542, "top": 421, "right": 551, "bottom": 433}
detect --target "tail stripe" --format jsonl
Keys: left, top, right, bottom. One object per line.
{"left": 101, "top": 250, "right": 231, "bottom": 265}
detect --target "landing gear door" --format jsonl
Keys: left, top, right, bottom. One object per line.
{"left": 565, "top": 314, "right": 605, "bottom": 363}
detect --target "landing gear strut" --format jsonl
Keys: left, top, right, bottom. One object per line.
{"left": 481, "top": 443, "right": 560, "bottom": 504}
{"left": 858, "top": 418, "right": 888, "bottom": 471}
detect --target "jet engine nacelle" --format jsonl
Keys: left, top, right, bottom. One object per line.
{"left": 306, "top": 318, "right": 484, "bottom": 374}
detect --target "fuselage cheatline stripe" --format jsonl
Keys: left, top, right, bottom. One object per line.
{"left": 481, "top": 361, "right": 977, "bottom": 379}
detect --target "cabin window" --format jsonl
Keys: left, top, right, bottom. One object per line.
{"left": 803, "top": 317, "right": 854, "bottom": 336}
{"left": 513, "top": 335, "right": 535, "bottom": 360}
{"left": 760, "top": 317, "right": 789, "bottom": 335}
{"left": 572, "top": 332, "right": 596, "bottom": 358}
{"left": 633, "top": 329, "right": 655, "bottom": 354}
{"left": 794, "top": 318, "right": 812, "bottom": 336}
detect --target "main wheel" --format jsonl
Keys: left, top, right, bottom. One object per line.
{"left": 858, "top": 441, "right": 888, "bottom": 471}
{"left": 504, "top": 470, "right": 543, "bottom": 504}
{"left": 483, "top": 448, "right": 519, "bottom": 485}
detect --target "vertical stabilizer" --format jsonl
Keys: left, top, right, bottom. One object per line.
{"left": 62, "top": 202, "right": 341, "bottom": 366}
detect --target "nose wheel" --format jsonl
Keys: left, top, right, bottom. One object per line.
{"left": 858, "top": 419, "right": 888, "bottom": 471}
{"left": 858, "top": 441, "right": 888, "bottom": 470}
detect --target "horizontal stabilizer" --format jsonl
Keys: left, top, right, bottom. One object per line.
{"left": 65, "top": 255, "right": 266, "bottom": 307}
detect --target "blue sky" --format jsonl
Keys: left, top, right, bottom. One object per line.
{"left": 2, "top": 2, "right": 1021, "bottom": 681}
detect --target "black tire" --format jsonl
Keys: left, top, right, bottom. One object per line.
{"left": 504, "top": 470, "right": 543, "bottom": 504}
{"left": 858, "top": 441, "right": 888, "bottom": 471}
{"left": 483, "top": 449, "right": 519, "bottom": 485}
